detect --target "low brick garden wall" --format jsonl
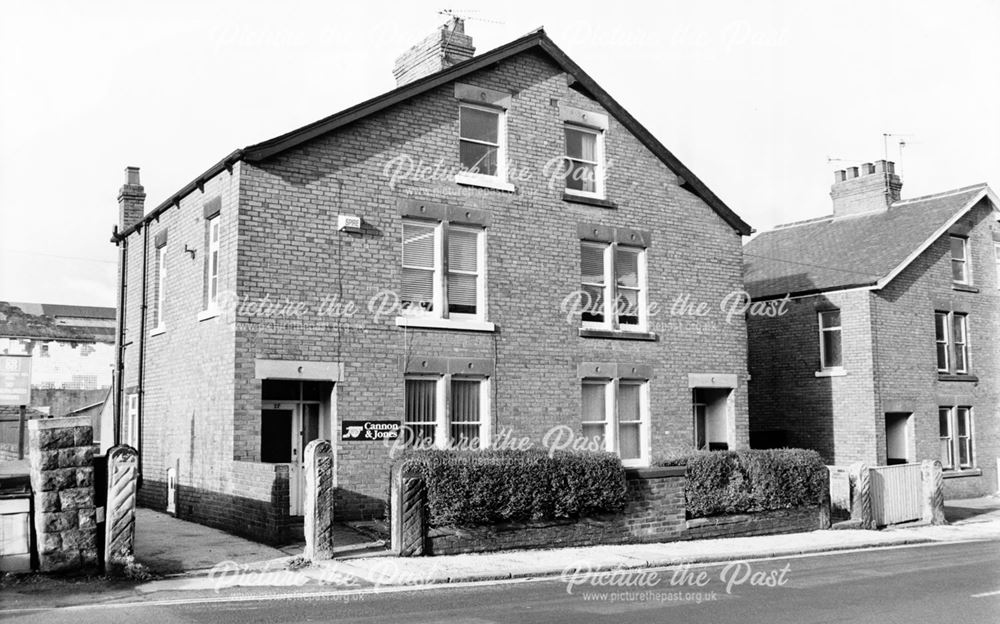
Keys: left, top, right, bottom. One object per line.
{"left": 427, "top": 467, "right": 686, "bottom": 556}
{"left": 392, "top": 463, "right": 832, "bottom": 556}
{"left": 684, "top": 506, "right": 823, "bottom": 540}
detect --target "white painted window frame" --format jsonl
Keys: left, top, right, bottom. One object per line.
{"left": 206, "top": 215, "right": 221, "bottom": 311}
{"left": 403, "top": 374, "right": 491, "bottom": 450}
{"left": 153, "top": 245, "right": 167, "bottom": 332}
{"left": 950, "top": 235, "right": 971, "bottom": 284}
{"left": 563, "top": 123, "right": 605, "bottom": 199}
{"left": 580, "top": 241, "right": 648, "bottom": 333}
{"left": 940, "top": 405, "right": 975, "bottom": 470}
{"left": 581, "top": 377, "right": 650, "bottom": 468}
{"left": 456, "top": 102, "right": 507, "bottom": 187}
{"left": 817, "top": 310, "right": 843, "bottom": 372}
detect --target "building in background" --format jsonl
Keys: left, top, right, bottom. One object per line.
{"left": 745, "top": 162, "right": 999, "bottom": 498}
{"left": 111, "top": 21, "right": 753, "bottom": 543}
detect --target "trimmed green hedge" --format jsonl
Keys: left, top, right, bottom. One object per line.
{"left": 660, "top": 449, "right": 827, "bottom": 518}
{"left": 393, "top": 449, "right": 628, "bottom": 527}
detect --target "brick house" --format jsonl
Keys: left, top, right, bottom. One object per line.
{"left": 109, "top": 21, "right": 753, "bottom": 542}
{"left": 745, "top": 161, "right": 999, "bottom": 498}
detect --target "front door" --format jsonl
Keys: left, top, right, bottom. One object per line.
{"left": 262, "top": 404, "right": 322, "bottom": 515}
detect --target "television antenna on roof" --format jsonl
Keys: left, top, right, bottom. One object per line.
{"left": 438, "top": 8, "right": 505, "bottom": 25}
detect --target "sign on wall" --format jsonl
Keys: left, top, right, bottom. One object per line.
{"left": 0, "top": 355, "right": 31, "bottom": 406}
{"left": 341, "top": 420, "right": 400, "bottom": 441}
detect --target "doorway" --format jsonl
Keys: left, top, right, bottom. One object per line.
{"left": 693, "top": 388, "right": 732, "bottom": 451}
{"left": 884, "top": 412, "right": 913, "bottom": 465}
{"left": 260, "top": 380, "right": 333, "bottom": 516}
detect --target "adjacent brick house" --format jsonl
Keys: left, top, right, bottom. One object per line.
{"left": 109, "top": 21, "right": 753, "bottom": 542}
{"left": 745, "top": 161, "right": 1000, "bottom": 498}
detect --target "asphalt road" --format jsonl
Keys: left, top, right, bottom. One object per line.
{"left": 3, "top": 540, "right": 999, "bottom": 623}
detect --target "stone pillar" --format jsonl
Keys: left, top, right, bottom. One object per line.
{"left": 104, "top": 444, "right": 139, "bottom": 570}
{"left": 921, "top": 459, "right": 946, "bottom": 525}
{"left": 849, "top": 462, "right": 874, "bottom": 530}
{"left": 390, "top": 463, "right": 426, "bottom": 557}
{"left": 303, "top": 439, "right": 334, "bottom": 561}
{"left": 27, "top": 416, "right": 99, "bottom": 572}
{"left": 817, "top": 465, "right": 832, "bottom": 529}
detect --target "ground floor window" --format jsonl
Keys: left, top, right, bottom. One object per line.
{"left": 403, "top": 375, "right": 489, "bottom": 449}
{"left": 939, "top": 406, "right": 973, "bottom": 470}
{"left": 580, "top": 378, "right": 649, "bottom": 466}
{"left": 692, "top": 387, "right": 731, "bottom": 451}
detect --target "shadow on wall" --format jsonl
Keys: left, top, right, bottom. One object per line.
{"left": 334, "top": 487, "right": 390, "bottom": 522}
{"left": 137, "top": 476, "right": 292, "bottom": 546}
{"left": 747, "top": 279, "right": 838, "bottom": 462}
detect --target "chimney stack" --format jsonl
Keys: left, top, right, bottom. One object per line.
{"left": 118, "top": 166, "right": 145, "bottom": 231}
{"left": 830, "top": 159, "right": 901, "bottom": 217}
{"left": 393, "top": 18, "right": 475, "bottom": 87}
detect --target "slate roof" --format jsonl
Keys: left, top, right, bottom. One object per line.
{"left": 114, "top": 27, "right": 751, "bottom": 241}
{"left": 743, "top": 184, "right": 995, "bottom": 300}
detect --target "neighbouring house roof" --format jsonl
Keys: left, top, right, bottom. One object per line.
{"left": 0, "top": 301, "right": 115, "bottom": 342}
{"left": 114, "top": 28, "right": 752, "bottom": 242}
{"left": 744, "top": 183, "right": 999, "bottom": 300}
{"left": 0, "top": 405, "right": 47, "bottom": 420}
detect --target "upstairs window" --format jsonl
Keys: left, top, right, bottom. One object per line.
{"left": 204, "top": 215, "right": 221, "bottom": 311}
{"left": 950, "top": 235, "right": 969, "bottom": 284}
{"left": 564, "top": 125, "right": 603, "bottom": 196}
{"left": 459, "top": 104, "right": 503, "bottom": 179}
{"left": 153, "top": 244, "right": 167, "bottom": 330}
{"left": 935, "top": 311, "right": 970, "bottom": 375}
{"left": 402, "top": 218, "right": 485, "bottom": 320}
{"left": 818, "top": 310, "right": 843, "bottom": 370}
{"left": 580, "top": 241, "right": 647, "bottom": 331}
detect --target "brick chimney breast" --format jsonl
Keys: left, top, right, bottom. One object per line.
{"left": 118, "top": 166, "right": 145, "bottom": 231}
{"left": 393, "top": 18, "right": 475, "bottom": 87}
{"left": 830, "top": 159, "right": 902, "bottom": 217}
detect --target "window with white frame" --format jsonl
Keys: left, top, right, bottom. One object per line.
{"left": 935, "top": 311, "right": 970, "bottom": 374}
{"left": 818, "top": 309, "right": 843, "bottom": 370}
{"left": 153, "top": 244, "right": 167, "bottom": 329}
{"left": 580, "top": 377, "right": 649, "bottom": 467}
{"left": 564, "top": 124, "right": 603, "bottom": 196}
{"left": 950, "top": 235, "right": 970, "bottom": 284}
{"left": 994, "top": 242, "right": 1000, "bottom": 289}
{"left": 401, "top": 218, "right": 485, "bottom": 320}
{"left": 939, "top": 406, "right": 974, "bottom": 470}
{"left": 580, "top": 241, "right": 647, "bottom": 331}
{"left": 125, "top": 393, "right": 139, "bottom": 450}
{"left": 459, "top": 103, "right": 504, "bottom": 179}
{"left": 205, "top": 215, "right": 221, "bottom": 310}
{"left": 403, "top": 376, "right": 489, "bottom": 449}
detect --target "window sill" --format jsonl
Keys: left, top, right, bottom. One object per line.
{"left": 815, "top": 368, "right": 847, "bottom": 377}
{"left": 938, "top": 373, "right": 978, "bottom": 382}
{"left": 579, "top": 327, "right": 658, "bottom": 341}
{"left": 952, "top": 282, "right": 979, "bottom": 293}
{"left": 943, "top": 468, "right": 982, "bottom": 479}
{"left": 150, "top": 326, "right": 166, "bottom": 337}
{"left": 562, "top": 192, "right": 617, "bottom": 209}
{"left": 395, "top": 316, "right": 496, "bottom": 332}
{"left": 197, "top": 309, "right": 220, "bottom": 322}
{"left": 454, "top": 173, "right": 516, "bottom": 193}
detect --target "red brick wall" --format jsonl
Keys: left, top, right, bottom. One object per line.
{"left": 236, "top": 50, "right": 750, "bottom": 519}
{"left": 749, "top": 197, "right": 999, "bottom": 497}
{"left": 120, "top": 48, "right": 751, "bottom": 537}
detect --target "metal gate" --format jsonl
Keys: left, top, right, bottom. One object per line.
{"left": 870, "top": 463, "right": 923, "bottom": 526}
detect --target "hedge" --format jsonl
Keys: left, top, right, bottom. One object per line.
{"left": 393, "top": 449, "right": 628, "bottom": 527}
{"left": 660, "top": 449, "right": 827, "bottom": 518}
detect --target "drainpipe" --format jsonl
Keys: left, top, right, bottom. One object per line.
{"left": 136, "top": 222, "right": 150, "bottom": 486}
{"left": 112, "top": 229, "right": 128, "bottom": 445}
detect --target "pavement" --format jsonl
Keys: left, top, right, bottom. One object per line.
{"left": 125, "top": 495, "right": 1000, "bottom": 594}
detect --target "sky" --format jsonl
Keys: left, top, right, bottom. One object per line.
{"left": 1, "top": 0, "right": 998, "bottom": 307}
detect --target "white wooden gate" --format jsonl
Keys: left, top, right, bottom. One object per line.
{"left": 870, "top": 463, "right": 923, "bottom": 526}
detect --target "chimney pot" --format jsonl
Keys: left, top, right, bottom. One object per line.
{"left": 830, "top": 157, "right": 902, "bottom": 217}
{"left": 125, "top": 166, "right": 141, "bottom": 186}
{"left": 393, "top": 18, "right": 476, "bottom": 87}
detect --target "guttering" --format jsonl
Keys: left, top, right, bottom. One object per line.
{"left": 111, "top": 149, "right": 244, "bottom": 243}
